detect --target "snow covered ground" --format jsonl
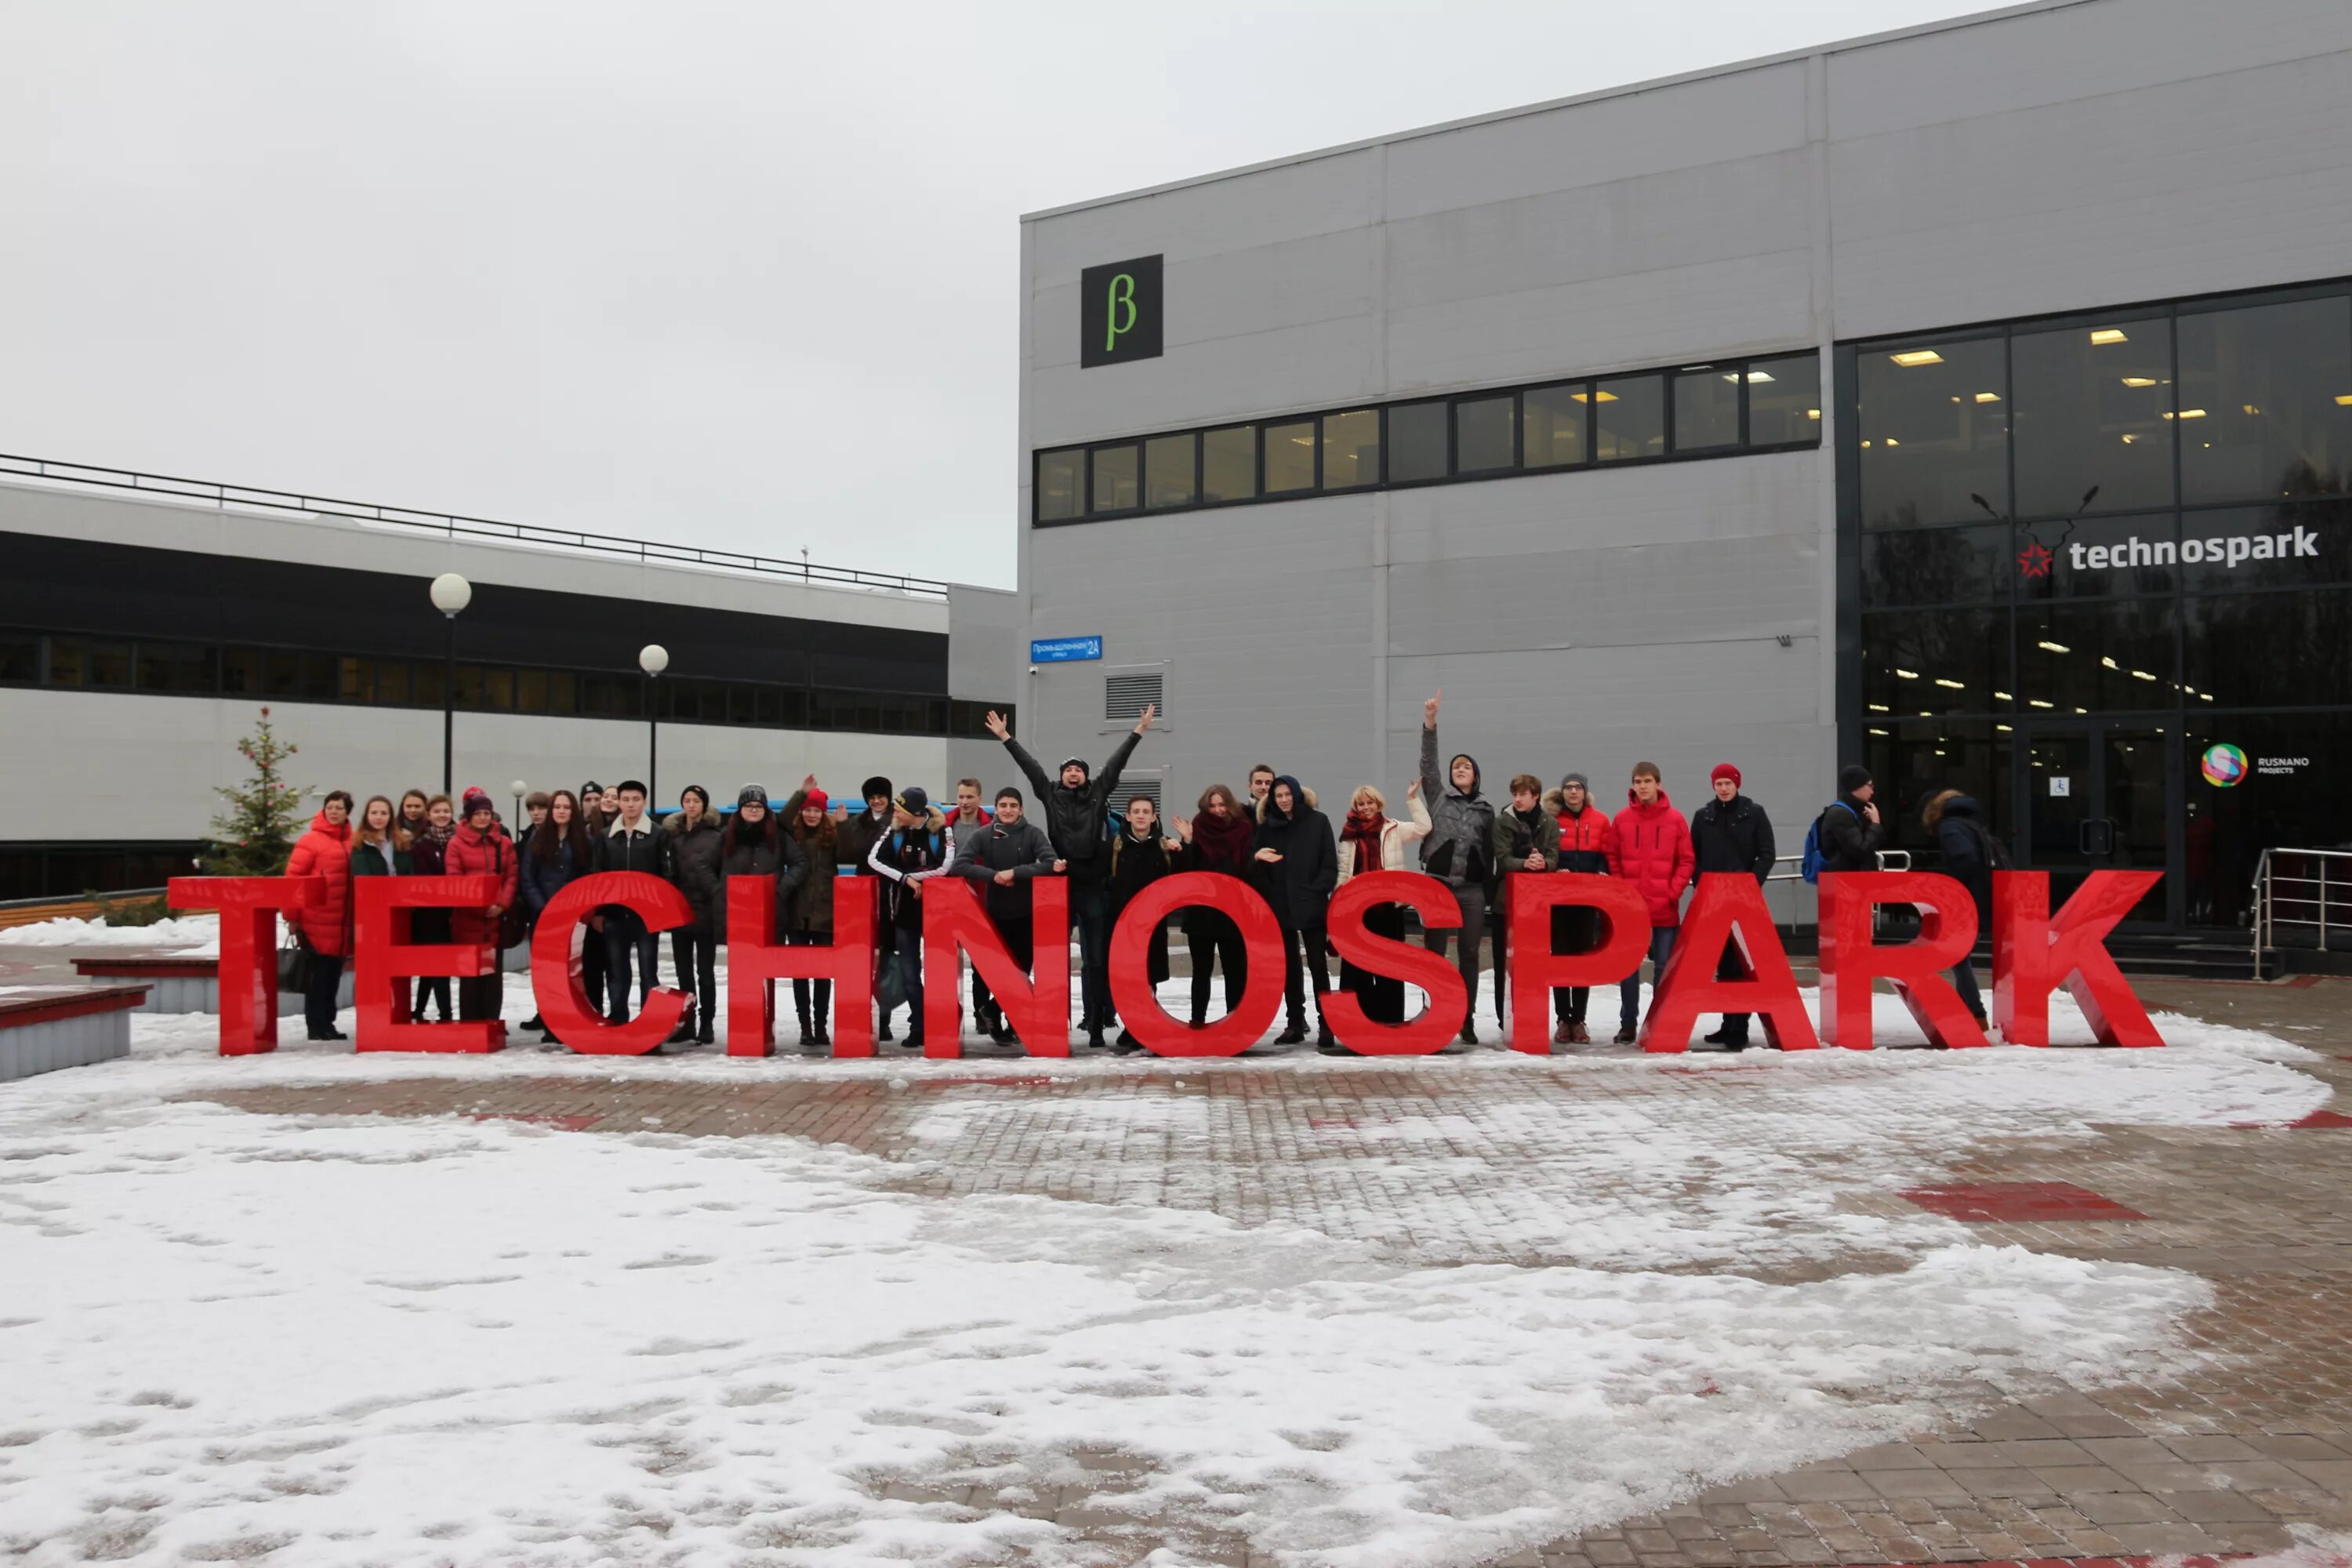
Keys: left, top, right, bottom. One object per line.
{"left": 0, "top": 919, "right": 2336, "bottom": 1565}
{"left": 0, "top": 913, "right": 217, "bottom": 952}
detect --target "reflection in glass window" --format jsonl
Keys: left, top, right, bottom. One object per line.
{"left": 1866, "top": 720, "right": 2015, "bottom": 862}
{"left": 1859, "top": 608, "right": 2005, "bottom": 716}
{"left": 1388, "top": 401, "right": 1447, "bottom": 481}
{"left": 1264, "top": 420, "right": 1316, "bottom": 493}
{"left": 2017, "top": 602, "right": 2178, "bottom": 712}
{"left": 137, "top": 642, "right": 215, "bottom": 692}
{"left": 1145, "top": 434, "right": 1196, "bottom": 508}
{"left": 2013, "top": 318, "right": 2174, "bottom": 517}
{"left": 1857, "top": 337, "right": 2009, "bottom": 528}
{"left": 48, "top": 638, "right": 85, "bottom": 688}
{"left": 1090, "top": 445, "right": 1139, "bottom": 512}
{"left": 2179, "top": 505, "right": 2352, "bottom": 590}
{"left": 89, "top": 641, "right": 132, "bottom": 688}
{"left": 1523, "top": 384, "right": 1586, "bottom": 468}
{"left": 1748, "top": 354, "right": 1822, "bottom": 445}
{"left": 1673, "top": 367, "right": 1740, "bottom": 451}
{"left": 376, "top": 661, "right": 411, "bottom": 705}
{"left": 1454, "top": 396, "right": 1515, "bottom": 472}
{"left": 1036, "top": 449, "right": 1083, "bottom": 522}
{"left": 1858, "top": 524, "right": 2007, "bottom": 608}
{"left": 1593, "top": 376, "right": 1665, "bottom": 462}
{"left": 2185, "top": 590, "right": 2352, "bottom": 709}
{"left": 220, "top": 648, "right": 260, "bottom": 695}
{"left": 1202, "top": 426, "right": 1255, "bottom": 503}
{"left": 517, "top": 670, "right": 548, "bottom": 713}
{"left": 1321, "top": 409, "right": 1379, "bottom": 489}
{"left": 2179, "top": 298, "right": 2352, "bottom": 503}
{"left": 339, "top": 657, "right": 372, "bottom": 704}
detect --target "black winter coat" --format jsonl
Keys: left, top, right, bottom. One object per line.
{"left": 781, "top": 805, "right": 840, "bottom": 935}
{"left": 837, "top": 808, "right": 891, "bottom": 881}
{"left": 1004, "top": 731, "right": 1141, "bottom": 884}
{"left": 956, "top": 818, "right": 1059, "bottom": 923}
{"left": 1815, "top": 794, "right": 1887, "bottom": 875}
{"left": 1252, "top": 799, "right": 1338, "bottom": 930}
{"left": 1690, "top": 794, "right": 1777, "bottom": 882}
{"left": 520, "top": 833, "right": 590, "bottom": 916}
{"left": 597, "top": 816, "right": 674, "bottom": 880}
{"left": 1934, "top": 796, "right": 1996, "bottom": 927}
{"left": 670, "top": 815, "right": 726, "bottom": 937}
{"left": 1108, "top": 829, "right": 1183, "bottom": 920}
{"left": 717, "top": 819, "right": 804, "bottom": 942}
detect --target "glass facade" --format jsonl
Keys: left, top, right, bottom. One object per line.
{"left": 1842, "top": 278, "right": 2352, "bottom": 934}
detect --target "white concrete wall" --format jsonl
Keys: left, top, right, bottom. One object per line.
{"left": 0, "top": 688, "right": 949, "bottom": 841}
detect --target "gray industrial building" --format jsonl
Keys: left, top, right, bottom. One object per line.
{"left": 1013, "top": 0, "right": 2352, "bottom": 935}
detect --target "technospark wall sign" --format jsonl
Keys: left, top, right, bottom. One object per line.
{"left": 1080, "top": 255, "right": 1162, "bottom": 368}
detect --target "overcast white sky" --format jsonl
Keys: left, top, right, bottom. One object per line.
{"left": 1, "top": 1, "right": 1991, "bottom": 590}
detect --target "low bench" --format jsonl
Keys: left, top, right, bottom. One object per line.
{"left": 72, "top": 953, "right": 354, "bottom": 1015}
{"left": 0, "top": 984, "right": 148, "bottom": 1082}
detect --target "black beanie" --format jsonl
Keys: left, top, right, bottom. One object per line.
{"left": 1839, "top": 764, "right": 1874, "bottom": 796}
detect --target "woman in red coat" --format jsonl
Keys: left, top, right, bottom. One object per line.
{"left": 286, "top": 791, "right": 355, "bottom": 1040}
{"left": 1604, "top": 762, "right": 1693, "bottom": 1044}
{"left": 445, "top": 786, "right": 521, "bottom": 1025}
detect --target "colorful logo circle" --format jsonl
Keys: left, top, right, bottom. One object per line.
{"left": 2201, "top": 742, "right": 2247, "bottom": 788}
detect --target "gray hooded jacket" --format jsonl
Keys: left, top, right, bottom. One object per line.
{"left": 1418, "top": 725, "right": 1497, "bottom": 891}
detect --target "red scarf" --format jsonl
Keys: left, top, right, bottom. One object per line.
{"left": 1341, "top": 806, "right": 1389, "bottom": 877}
{"left": 1189, "top": 808, "right": 1255, "bottom": 873}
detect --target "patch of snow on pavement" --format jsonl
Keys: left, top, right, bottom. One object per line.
{"left": 0, "top": 912, "right": 218, "bottom": 951}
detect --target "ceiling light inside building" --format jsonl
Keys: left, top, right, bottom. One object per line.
{"left": 2122, "top": 377, "right": 2158, "bottom": 388}
{"left": 2038, "top": 641, "right": 2070, "bottom": 653}
{"left": 2029, "top": 699, "right": 2054, "bottom": 709}
{"left": 1935, "top": 678, "right": 1965, "bottom": 689}
{"left": 1996, "top": 724, "right": 2013, "bottom": 732}
{"left": 1889, "top": 350, "right": 1944, "bottom": 367}
{"left": 2337, "top": 394, "right": 2352, "bottom": 406}
{"left": 2089, "top": 328, "right": 2129, "bottom": 344}
{"left": 1745, "top": 370, "right": 1775, "bottom": 383}
{"left": 2163, "top": 408, "right": 2209, "bottom": 419}
{"left": 1869, "top": 728, "right": 1889, "bottom": 736}
{"left": 1994, "top": 691, "right": 2013, "bottom": 701}
{"left": 2242, "top": 404, "right": 2261, "bottom": 415}
{"left": 1974, "top": 391, "right": 2001, "bottom": 402}
{"left": 1570, "top": 390, "right": 1620, "bottom": 404}
{"left": 1807, "top": 408, "right": 1821, "bottom": 419}
{"left": 1868, "top": 703, "right": 1890, "bottom": 712}
{"left": 2102, "top": 656, "right": 2120, "bottom": 669}
{"left": 2132, "top": 670, "right": 2157, "bottom": 681}
{"left": 1895, "top": 667, "right": 1920, "bottom": 679}
{"left": 1884, "top": 437, "right": 1900, "bottom": 446}
{"left": 2121, "top": 434, "right": 2139, "bottom": 443}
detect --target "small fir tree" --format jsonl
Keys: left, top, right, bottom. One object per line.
{"left": 204, "top": 706, "right": 310, "bottom": 876}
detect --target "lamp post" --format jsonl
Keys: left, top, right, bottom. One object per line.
{"left": 429, "top": 573, "right": 472, "bottom": 796}
{"left": 639, "top": 644, "right": 669, "bottom": 804}
{"left": 510, "top": 779, "right": 529, "bottom": 834}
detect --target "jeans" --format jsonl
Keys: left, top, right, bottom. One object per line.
{"left": 1552, "top": 903, "right": 1598, "bottom": 1025}
{"left": 1619, "top": 925, "right": 1678, "bottom": 1032}
{"left": 670, "top": 931, "right": 717, "bottom": 1022}
{"left": 893, "top": 924, "right": 926, "bottom": 1037}
{"left": 303, "top": 952, "right": 345, "bottom": 1037}
{"left": 601, "top": 909, "right": 661, "bottom": 1022}
{"left": 1280, "top": 924, "right": 1330, "bottom": 1031}
{"left": 788, "top": 930, "right": 833, "bottom": 1031}
{"left": 1421, "top": 884, "right": 1489, "bottom": 1019}
{"left": 1070, "top": 880, "right": 1111, "bottom": 1033}
{"left": 1184, "top": 909, "right": 1245, "bottom": 1023}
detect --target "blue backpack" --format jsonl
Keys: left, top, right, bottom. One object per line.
{"left": 1800, "top": 801, "right": 1857, "bottom": 885}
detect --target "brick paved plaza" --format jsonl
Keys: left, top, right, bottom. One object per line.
{"left": 114, "top": 973, "right": 2352, "bottom": 1568}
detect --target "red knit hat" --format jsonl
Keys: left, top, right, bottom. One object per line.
{"left": 801, "top": 787, "right": 829, "bottom": 815}
{"left": 1710, "top": 763, "right": 1741, "bottom": 788}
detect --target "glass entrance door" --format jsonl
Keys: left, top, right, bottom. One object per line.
{"left": 2020, "top": 723, "right": 2177, "bottom": 925}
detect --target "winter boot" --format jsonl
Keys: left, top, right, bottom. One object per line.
{"left": 1275, "top": 1021, "right": 1308, "bottom": 1046}
{"left": 667, "top": 1003, "right": 698, "bottom": 1046}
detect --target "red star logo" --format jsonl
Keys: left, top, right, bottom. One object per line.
{"left": 2016, "top": 542, "right": 2053, "bottom": 579}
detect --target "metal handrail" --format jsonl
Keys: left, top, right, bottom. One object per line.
{"left": 2251, "top": 846, "right": 2352, "bottom": 980}
{"left": 0, "top": 452, "right": 952, "bottom": 601}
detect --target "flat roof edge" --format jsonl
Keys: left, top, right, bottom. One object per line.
{"left": 1018, "top": 0, "right": 2089, "bottom": 223}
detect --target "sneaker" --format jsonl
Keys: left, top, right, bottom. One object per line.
{"left": 1613, "top": 1026, "right": 1637, "bottom": 1045}
{"left": 1553, "top": 1022, "right": 1575, "bottom": 1046}
{"left": 812, "top": 1023, "right": 831, "bottom": 1047}
{"left": 1569, "top": 1022, "right": 1590, "bottom": 1044}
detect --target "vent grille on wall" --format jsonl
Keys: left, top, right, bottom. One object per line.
{"left": 1121, "top": 771, "right": 1164, "bottom": 811}
{"left": 1105, "top": 670, "right": 1163, "bottom": 723}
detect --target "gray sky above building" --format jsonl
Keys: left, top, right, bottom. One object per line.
{"left": 1, "top": 0, "right": 1987, "bottom": 590}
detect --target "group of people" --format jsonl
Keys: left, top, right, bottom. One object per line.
{"left": 274, "top": 688, "right": 1994, "bottom": 1053}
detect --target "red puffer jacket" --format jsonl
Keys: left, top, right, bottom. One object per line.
{"left": 286, "top": 811, "right": 354, "bottom": 956}
{"left": 1544, "top": 791, "right": 1614, "bottom": 876}
{"left": 444, "top": 822, "right": 519, "bottom": 949}
{"left": 1606, "top": 789, "right": 1694, "bottom": 927}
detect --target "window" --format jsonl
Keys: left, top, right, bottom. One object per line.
{"left": 414, "top": 662, "right": 447, "bottom": 707}
{"left": 1593, "top": 376, "right": 1664, "bottom": 462}
{"left": 1859, "top": 608, "right": 2005, "bottom": 716}
{"left": 263, "top": 650, "right": 299, "bottom": 696}
{"left": 1747, "top": 354, "right": 1821, "bottom": 445}
{"left": 2184, "top": 591, "right": 2351, "bottom": 708}
{"left": 1202, "top": 426, "right": 1256, "bottom": 503}
{"left": 1865, "top": 720, "right": 2014, "bottom": 863}
{"left": 1090, "top": 444, "right": 1139, "bottom": 513}
{"left": 2179, "top": 505, "right": 2352, "bottom": 591}
{"left": 517, "top": 669, "right": 548, "bottom": 713}
{"left": 47, "top": 637, "right": 85, "bottom": 688}
{"left": 338, "top": 656, "right": 373, "bottom": 704}
{"left": 1036, "top": 448, "right": 1084, "bottom": 521}
{"left": 2015, "top": 515, "right": 2178, "bottom": 601}
{"left": 754, "top": 686, "right": 782, "bottom": 725}
{"left": 221, "top": 648, "right": 261, "bottom": 695}
{"left": 1522, "top": 384, "right": 1586, "bottom": 468}
{"left": 1858, "top": 524, "right": 2008, "bottom": 608}
{"left": 376, "top": 661, "right": 412, "bottom": 705}
{"left": 730, "top": 684, "right": 757, "bottom": 725}
{"left": 1454, "top": 396, "right": 1515, "bottom": 473}
{"left": 89, "top": 641, "right": 132, "bottom": 689}
{"left": 2178, "top": 298, "right": 2352, "bottom": 503}
{"left": 137, "top": 641, "right": 216, "bottom": 693}
{"left": 2012, "top": 317, "right": 2173, "bottom": 517}
{"left": 1263, "top": 419, "right": 1315, "bottom": 493}
{"left": 0, "top": 636, "right": 34, "bottom": 684}
{"left": 1388, "top": 401, "right": 1447, "bottom": 482}
{"left": 1857, "top": 336, "right": 2009, "bottom": 528}
{"left": 1672, "top": 367, "right": 1740, "bottom": 452}
{"left": 2017, "top": 601, "right": 2177, "bottom": 712}
{"left": 485, "top": 668, "right": 515, "bottom": 711}
{"left": 549, "top": 671, "right": 577, "bottom": 714}
{"left": 1145, "top": 434, "right": 1195, "bottom": 508}
{"left": 1320, "top": 410, "right": 1378, "bottom": 489}
{"left": 453, "top": 664, "right": 485, "bottom": 709}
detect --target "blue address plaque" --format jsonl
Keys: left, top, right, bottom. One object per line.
{"left": 1030, "top": 635, "right": 1103, "bottom": 663}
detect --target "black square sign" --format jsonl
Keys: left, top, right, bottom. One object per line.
{"left": 1080, "top": 255, "right": 1162, "bottom": 368}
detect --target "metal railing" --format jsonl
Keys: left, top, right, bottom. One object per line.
{"left": 0, "top": 452, "right": 951, "bottom": 601}
{"left": 2251, "top": 846, "right": 2351, "bottom": 980}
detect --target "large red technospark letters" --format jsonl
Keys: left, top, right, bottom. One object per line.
{"left": 168, "top": 869, "right": 2165, "bottom": 1057}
